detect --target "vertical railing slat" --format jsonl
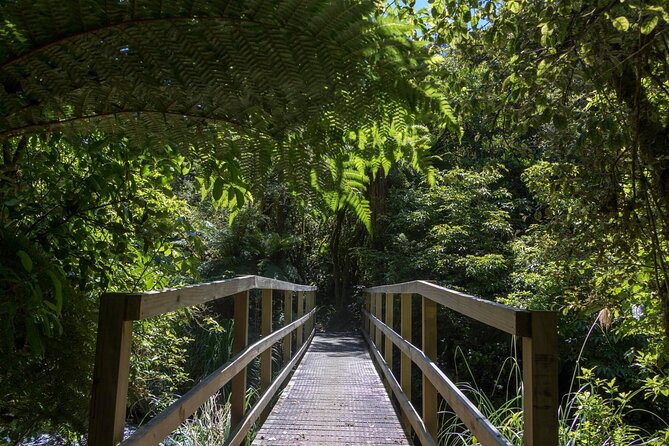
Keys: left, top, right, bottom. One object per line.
{"left": 374, "top": 292, "right": 383, "bottom": 348}
{"left": 364, "top": 292, "right": 370, "bottom": 334}
{"left": 400, "top": 292, "right": 412, "bottom": 434}
{"left": 306, "top": 291, "right": 315, "bottom": 335}
{"left": 231, "top": 291, "right": 249, "bottom": 429}
{"left": 88, "top": 293, "right": 134, "bottom": 446}
{"left": 282, "top": 290, "right": 292, "bottom": 364}
{"left": 370, "top": 293, "right": 377, "bottom": 345}
{"left": 260, "top": 288, "right": 273, "bottom": 421}
{"left": 384, "top": 293, "right": 394, "bottom": 367}
{"left": 523, "top": 311, "right": 558, "bottom": 446}
{"left": 422, "top": 296, "right": 438, "bottom": 439}
{"left": 296, "top": 291, "right": 304, "bottom": 348}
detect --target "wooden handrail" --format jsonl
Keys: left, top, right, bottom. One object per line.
{"left": 224, "top": 330, "right": 315, "bottom": 446}
{"left": 89, "top": 276, "right": 317, "bottom": 446}
{"left": 362, "top": 284, "right": 558, "bottom": 446}
{"left": 113, "top": 275, "right": 317, "bottom": 321}
{"left": 364, "top": 310, "right": 510, "bottom": 446}
{"left": 365, "top": 280, "right": 530, "bottom": 336}
{"left": 361, "top": 329, "right": 436, "bottom": 446}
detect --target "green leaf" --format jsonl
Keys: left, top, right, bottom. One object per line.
{"left": 640, "top": 16, "right": 659, "bottom": 35}
{"left": 46, "top": 270, "right": 63, "bottom": 313}
{"left": 234, "top": 188, "right": 245, "bottom": 207}
{"left": 25, "top": 317, "right": 44, "bottom": 356}
{"left": 17, "top": 250, "right": 33, "bottom": 273}
{"left": 212, "top": 177, "right": 224, "bottom": 201}
{"left": 507, "top": 1, "right": 521, "bottom": 14}
{"left": 611, "top": 16, "right": 630, "bottom": 32}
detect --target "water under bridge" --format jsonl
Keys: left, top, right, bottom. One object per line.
{"left": 87, "top": 276, "right": 558, "bottom": 446}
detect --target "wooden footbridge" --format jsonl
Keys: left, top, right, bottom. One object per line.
{"left": 88, "top": 276, "right": 558, "bottom": 446}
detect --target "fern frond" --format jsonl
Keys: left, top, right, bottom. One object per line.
{"left": 0, "top": 0, "right": 456, "bottom": 226}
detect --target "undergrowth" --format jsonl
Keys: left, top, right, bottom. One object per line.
{"left": 438, "top": 316, "right": 669, "bottom": 445}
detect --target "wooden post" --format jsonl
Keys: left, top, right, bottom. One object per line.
{"left": 422, "top": 296, "right": 438, "bottom": 440}
{"left": 231, "top": 291, "right": 249, "bottom": 429}
{"left": 400, "top": 293, "right": 412, "bottom": 434}
{"left": 261, "top": 289, "right": 273, "bottom": 392}
{"left": 364, "top": 293, "right": 370, "bottom": 334}
{"left": 260, "top": 289, "right": 273, "bottom": 421}
{"left": 89, "top": 294, "right": 134, "bottom": 446}
{"left": 384, "top": 293, "right": 393, "bottom": 366}
{"left": 523, "top": 311, "right": 558, "bottom": 446}
{"left": 370, "top": 292, "right": 377, "bottom": 343}
{"left": 306, "top": 291, "right": 315, "bottom": 335}
{"left": 282, "top": 290, "right": 292, "bottom": 364}
{"left": 296, "top": 291, "right": 304, "bottom": 348}
{"left": 374, "top": 292, "right": 383, "bottom": 348}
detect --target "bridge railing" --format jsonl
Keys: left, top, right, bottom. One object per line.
{"left": 362, "top": 281, "right": 557, "bottom": 446}
{"left": 88, "top": 275, "right": 316, "bottom": 446}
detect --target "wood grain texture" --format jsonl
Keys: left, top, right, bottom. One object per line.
{"left": 422, "top": 297, "right": 438, "bottom": 440}
{"left": 231, "top": 291, "right": 249, "bottom": 429}
{"left": 282, "top": 290, "right": 292, "bottom": 364}
{"left": 260, "top": 289, "right": 273, "bottom": 421}
{"left": 364, "top": 281, "right": 530, "bottom": 336}
{"left": 129, "top": 276, "right": 316, "bottom": 320}
{"left": 88, "top": 293, "right": 134, "bottom": 446}
{"left": 400, "top": 292, "right": 413, "bottom": 434}
{"left": 296, "top": 291, "right": 304, "bottom": 348}
{"left": 523, "top": 311, "right": 558, "bottom": 446}
{"left": 374, "top": 292, "right": 383, "bottom": 348}
{"left": 384, "top": 293, "right": 394, "bottom": 368}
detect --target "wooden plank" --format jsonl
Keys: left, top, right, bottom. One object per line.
{"left": 365, "top": 310, "right": 511, "bottom": 445}
{"left": 253, "top": 276, "right": 317, "bottom": 293}
{"left": 131, "top": 276, "right": 316, "bottom": 320}
{"left": 260, "top": 289, "right": 273, "bottom": 421}
{"left": 422, "top": 297, "right": 438, "bottom": 440}
{"left": 364, "top": 281, "right": 531, "bottom": 336}
{"left": 400, "top": 292, "right": 412, "bottom": 434}
{"left": 120, "top": 308, "right": 316, "bottom": 446}
{"left": 370, "top": 293, "right": 377, "bottom": 346}
{"left": 231, "top": 291, "right": 249, "bottom": 429}
{"left": 226, "top": 331, "right": 314, "bottom": 446}
{"left": 523, "top": 311, "right": 558, "bottom": 446}
{"left": 306, "top": 291, "right": 315, "bottom": 335}
{"left": 282, "top": 290, "right": 292, "bottom": 364}
{"left": 384, "top": 293, "right": 393, "bottom": 368}
{"left": 374, "top": 292, "right": 383, "bottom": 348}
{"left": 362, "top": 329, "right": 436, "bottom": 446}
{"left": 88, "top": 293, "right": 134, "bottom": 446}
{"left": 364, "top": 293, "right": 370, "bottom": 333}
{"left": 296, "top": 291, "right": 304, "bottom": 348}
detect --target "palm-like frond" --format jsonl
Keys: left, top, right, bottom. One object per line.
{"left": 0, "top": 0, "right": 454, "bottom": 216}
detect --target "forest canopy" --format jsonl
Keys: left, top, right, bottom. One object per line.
{"left": 1, "top": 0, "right": 668, "bottom": 444}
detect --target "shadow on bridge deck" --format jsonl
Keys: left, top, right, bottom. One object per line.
{"left": 252, "top": 331, "right": 411, "bottom": 446}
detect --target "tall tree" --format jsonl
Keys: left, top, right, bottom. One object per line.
{"left": 425, "top": 0, "right": 669, "bottom": 343}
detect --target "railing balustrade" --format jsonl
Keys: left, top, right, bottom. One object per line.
{"left": 88, "top": 275, "right": 316, "bottom": 446}
{"left": 362, "top": 281, "right": 558, "bottom": 446}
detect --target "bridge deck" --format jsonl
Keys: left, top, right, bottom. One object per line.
{"left": 252, "top": 331, "right": 411, "bottom": 446}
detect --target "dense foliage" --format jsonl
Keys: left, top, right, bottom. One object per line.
{"left": 0, "top": 0, "right": 667, "bottom": 444}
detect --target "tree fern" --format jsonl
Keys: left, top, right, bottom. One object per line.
{"left": 0, "top": 0, "right": 455, "bottom": 220}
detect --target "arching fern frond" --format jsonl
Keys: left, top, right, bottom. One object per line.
{"left": 0, "top": 0, "right": 456, "bottom": 224}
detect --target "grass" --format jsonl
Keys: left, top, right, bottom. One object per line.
{"left": 437, "top": 314, "right": 669, "bottom": 445}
